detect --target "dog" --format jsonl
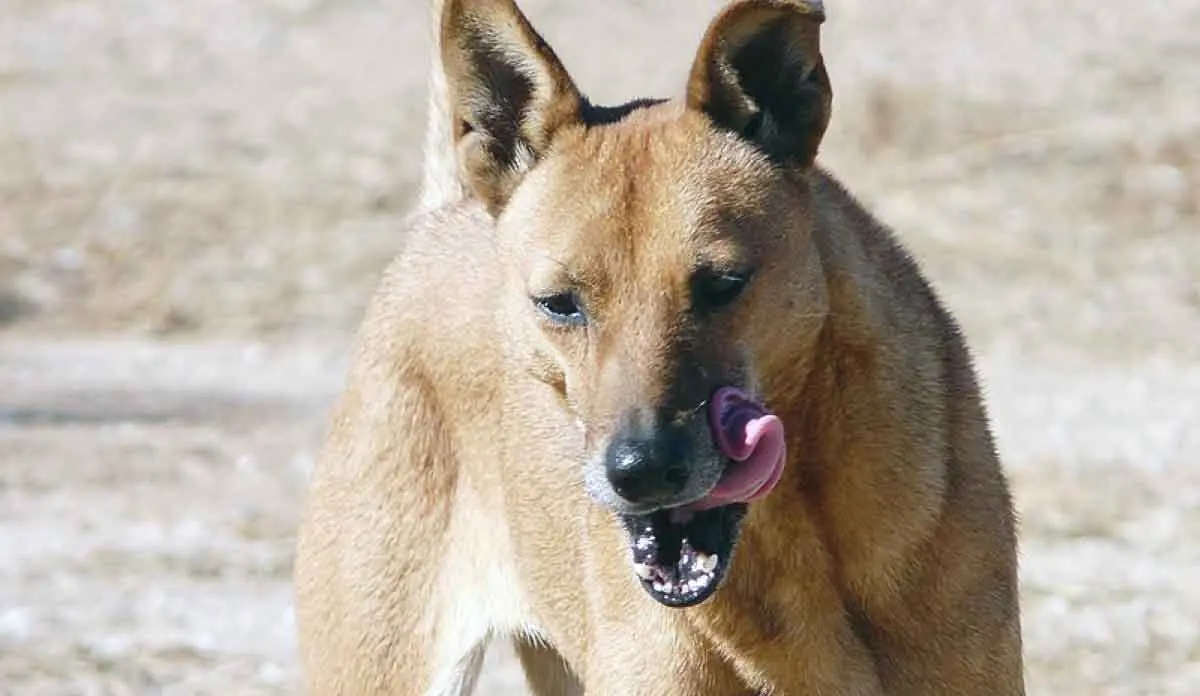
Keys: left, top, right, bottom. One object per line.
{"left": 293, "top": 0, "right": 1026, "bottom": 693}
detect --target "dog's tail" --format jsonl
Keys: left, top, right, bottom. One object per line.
{"left": 417, "top": 0, "right": 465, "bottom": 212}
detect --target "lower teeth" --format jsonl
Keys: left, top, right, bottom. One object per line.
{"left": 628, "top": 515, "right": 727, "bottom": 597}
{"left": 635, "top": 556, "right": 719, "bottom": 596}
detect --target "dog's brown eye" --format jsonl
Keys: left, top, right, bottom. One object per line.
{"left": 534, "top": 292, "right": 586, "bottom": 326}
{"left": 694, "top": 271, "right": 751, "bottom": 312}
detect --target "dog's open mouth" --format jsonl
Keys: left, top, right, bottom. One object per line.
{"left": 623, "top": 387, "right": 786, "bottom": 608}
{"left": 623, "top": 505, "right": 744, "bottom": 607}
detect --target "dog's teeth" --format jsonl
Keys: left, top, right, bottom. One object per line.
{"left": 694, "top": 552, "right": 718, "bottom": 573}
{"left": 696, "top": 573, "right": 711, "bottom": 587}
{"left": 635, "top": 536, "right": 653, "bottom": 551}
{"left": 633, "top": 563, "right": 655, "bottom": 580}
{"left": 652, "top": 581, "right": 666, "bottom": 593}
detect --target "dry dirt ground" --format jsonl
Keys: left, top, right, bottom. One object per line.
{"left": 1, "top": 1, "right": 1197, "bottom": 694}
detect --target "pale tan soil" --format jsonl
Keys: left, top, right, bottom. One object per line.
{"left": 0, "top": 1, "right": 1197, "bottom": 694}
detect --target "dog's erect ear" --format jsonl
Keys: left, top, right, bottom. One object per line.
{"left": 440, "top": 0, "right": 583, "bottom": 215}
{"left": 686, "top": 0, "right": 831, "bottom": 168}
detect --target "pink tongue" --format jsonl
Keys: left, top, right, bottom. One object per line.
{"left": 685, "top": 387, "right": 787, "bottom": 511}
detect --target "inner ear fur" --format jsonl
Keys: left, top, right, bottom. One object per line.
{"left": 440, "top": 0, "right": 583, "bottom": 215}
{"left": 686, "top": 0, "right": 832, "bottom": 168}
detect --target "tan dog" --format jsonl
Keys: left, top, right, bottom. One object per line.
{"left": 293, "top": 0, "right": 1026, "bottom": 694}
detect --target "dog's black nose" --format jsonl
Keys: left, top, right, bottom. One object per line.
{"left": 605, "top": 428, "right": 691, "bottom": 505}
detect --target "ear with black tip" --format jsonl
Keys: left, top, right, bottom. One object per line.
{"left": 686, "top": 0, "right": 832, "bottom": 168}
{"left": 441, "top": 0, "right": 583, "bottom": 215}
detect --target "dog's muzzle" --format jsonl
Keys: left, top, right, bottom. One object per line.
{"left": 614, "top": 386, "right": 787, "bottom": 608}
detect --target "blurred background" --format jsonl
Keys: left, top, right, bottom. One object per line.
{"left": 0, "top": 0, "right": 1196, "bottom": 694}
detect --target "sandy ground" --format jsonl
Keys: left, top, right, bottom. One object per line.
{"left": 1, "top": 0, "right": 1197, "bottom": 694}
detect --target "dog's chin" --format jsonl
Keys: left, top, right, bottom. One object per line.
{"left": 621, "top": 502, "right": 746, "bottom": 608}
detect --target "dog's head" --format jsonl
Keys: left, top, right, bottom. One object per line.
{"left": 441, "top": 0, "right": 832, "bottom": 607}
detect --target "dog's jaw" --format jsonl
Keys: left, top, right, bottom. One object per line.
{"left": 623, "top": 504, "right": 746, "bottom": 607}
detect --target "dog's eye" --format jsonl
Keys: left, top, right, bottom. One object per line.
{"left": 534, "top": 292, "right": 586, "bottom": 326}
{"left": 694, "top": 271, "right": 751, "bottom": 311}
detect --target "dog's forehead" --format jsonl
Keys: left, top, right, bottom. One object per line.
{"left": 567, "top": 108, "right": 774, "bottom": 213}
{"left": 506, "top": 108, "right": 778, "bottom": 278}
